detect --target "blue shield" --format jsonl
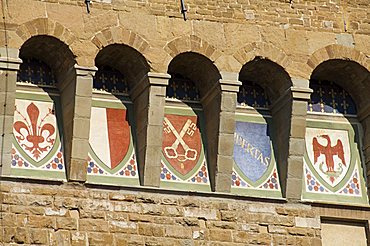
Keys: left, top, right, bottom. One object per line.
{"left": 233, "top": 121, "right": 272, "bottom": 182}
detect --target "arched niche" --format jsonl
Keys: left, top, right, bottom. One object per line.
{"left": 160, "top": 52, "right": 221, "bottom": 192}
{"left": 87, "top": 44, "right": 149, "bottom": 186}
{"left": 231, "top": 58, "right": 291, "bottom": 198}
{"left": 303, "top": 59, "right": 370, "bottom": 205}
{"left": 11, "top": 35, "right": 76, "bottom": 181}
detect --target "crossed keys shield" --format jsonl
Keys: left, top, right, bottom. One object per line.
{"left": 163, "top": 117, "right": 198, "bottom": 166}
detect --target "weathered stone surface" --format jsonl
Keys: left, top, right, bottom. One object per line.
{"left": 0, "top": 0, "right": 370, "bottom": 245}
{"left": 184, "top": 207, "right": 218, "bottom": 220}
{"left": 295, "top": 217, "right": 321, "bottom": 229}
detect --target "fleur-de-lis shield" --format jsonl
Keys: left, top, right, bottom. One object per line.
{"left": 13, "top": 100, "right": 57, "bottom": 162}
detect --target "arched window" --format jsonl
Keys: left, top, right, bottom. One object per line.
{"left": 87, "top": 46, "right": 140, "bottom": 186}
{"left": 17, "top": 58, "right": 56, "bottom": 87}
{"left": 237, "top": 80, "right": 270, "bottom": 109}
{"left": 232, "top": 79, "right": 281, "bottom": 197}
{"left": 308, "top": 79, "right": 357, "bottom": 115}
{"left": 160, "top": 54, "right": 213, "bottom": 192}
{"left": 93, "top": 66, "right": 129, "bottom": 95}
{"left": 166, "top": 73, "right": 200, "bottom": 101}
{"left": 12, "top": 56, "right": 65, "bottom": 180}
{"left": 303, "top": 74, "right": 368, "bottom": 205}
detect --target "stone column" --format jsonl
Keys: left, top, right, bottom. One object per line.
{"left": 130, "top": 72, "right": 170, "bottom": 187}
{"left": 272, "top": 78, "right": 312, "bottom": 200}
{"left": 358, "top": 107, "right": 370, "bottom": 199}
{"left": 0, "top": 48, "right": 21, "bottom": 176}
{"left": 60, "top": 65, "right": 96, "bottom": 182}
{"left": 202, "top": 72, "right": 241, "bottom": 193}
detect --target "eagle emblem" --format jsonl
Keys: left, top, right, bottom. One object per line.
{"left": 306, "top": 128, "right": 350, "bottom": 187}
{"left": 312, "top": 135, "right": 346, "bottom": 172}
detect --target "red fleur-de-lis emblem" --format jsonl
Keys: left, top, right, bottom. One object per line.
{"left": 13, "top": 102, "right": 55, "bottom": 160}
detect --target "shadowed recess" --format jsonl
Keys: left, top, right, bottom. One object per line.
{"left": 93, "top": 66, "right": 129, "bottom": 95}
{"left": 239, "top": 57, "right": 292, "bottom": 104}
{"left": 311, "top": 59, "right": 370, "bottom": 111}
{"left": 19, "top": 35, "right": 76, "bottom": 86}
{"left": 237, "top": 80, "right": 270, "bottom": 109}
{"left": 308, "top": 79, "right": 357, "bottom": 115}
{"left": 166, "top": 73, "right": 200, "bottom": 101}
{"left": 17, "top": 58, "right": 56, "bottom": 87}
{"left": 167, "top": 52, "right": 221, "bottom": 99}
{"left": 95, "top": 44, "right": 150, "bottom": 89}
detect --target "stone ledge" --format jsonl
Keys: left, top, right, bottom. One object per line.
{"left": 0, "top": 57, "right": 22, "bottom": 71}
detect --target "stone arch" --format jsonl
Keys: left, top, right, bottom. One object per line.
{"left": 16, "top": 34, "right": 80, "bottom": 181}
{"left": 307, "top": 44, "right": 370, "bottom": 77}
{"left": 164, "top": 35, "right": 222, "bottom": 66}
{"left": 310, "top": 59, "right": 370, "bottom": 113}
{"left": 233, "top": 42, "right": 291, "bottom": 75}
{"left": 167, "top": 51, "right": 221, "bottom": 99}
{"left": 237, "top": 56, "right": 293, "bottom": 198}
{"left": 19, "top": 35, "right": 76, "bottom": 86}
{"left": 15, "top": 18, "right": 78, "bottom": 51}
{"left": 165, "top": 51, "right": 222, "bottom": 192}
{"left": 307, "top": 58, "right": 370, "bottom": 202}
{"left": 17, "top": 35, "right": 95, "bottom": 182}
{"left": 239, "top": 57, "right": 292, "bottom": 104}
{"left": 91, "top": 26, "right": 150, "bottom": 58}
{"left": 94, "top": 44, "right": 150, "bottom": 88}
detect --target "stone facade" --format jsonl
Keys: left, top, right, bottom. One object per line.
{"left": 0, "top": 0, "right": 370, "bottom": 245}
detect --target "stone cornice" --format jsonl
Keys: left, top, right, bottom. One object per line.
{"left": 130, "top": 72, "right": 170, "bottom": 101}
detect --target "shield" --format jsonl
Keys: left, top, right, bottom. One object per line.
{"left": 13, "top": 99, "right": 57, "bottom": 162}
{"left": 162, "top": 114, "right": 202, "bottom": 176}
{"left": 89, "top": 107, "right": 130, "bottom": 169}
{"left": 305, "top": 128, "right": 350, "bottom": 187}
{"left": 233, "top": 121, "right": 272, "bottom": 183}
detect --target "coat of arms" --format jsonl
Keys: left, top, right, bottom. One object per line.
{"left": 89, "top": 107, "right": 131, "bottom": 169}
{"left": 13, "top": 100, "right": 57, "bottom": 162}
{"left": 306, "top": 128, "right": 350, "bottom": 186}
{"left": 233, "top": 121, "right": 272, "bottom": 183}
{"left": 162, "top": 114, "right": 201, "bottom": 176}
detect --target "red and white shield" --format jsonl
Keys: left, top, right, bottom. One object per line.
{"left": 13, "top": 99, "right": 57, "bottom": 162}
{"left": 89, "top": 107, "right": 130, "bottom": 169}
{"left": 306, "top": 128, "right": 350, "bottom": 187}
{"left": 162, "top": 114, "right": 202, "bottom": 176}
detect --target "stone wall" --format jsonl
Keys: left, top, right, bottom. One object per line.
{"left": 0, "top": 0, "right": 370, "bottom": 245}
{"left": 1, "top": 180, "right": 366, "bottom": 246}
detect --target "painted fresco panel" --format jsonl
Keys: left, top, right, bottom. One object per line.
{"left": 160, "top": 107, "right": 210, "bottom": 192}
{"left": 303, "top": 120, "right": 368, "bottom": 205}
{"left": 86, "top": 98, "right": 139, "bottom": 186}
{"left": 231, "top": 114, "right": 281, "bottom": 198}
{"left": 10, "top": 94, "right": 66, "bottom": 180}
{"left": 306, "top": 128, "right": 350, "bottom": 187}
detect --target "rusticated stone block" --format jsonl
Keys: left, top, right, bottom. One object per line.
{"left": 109, "top": 220, "right": 137, "bottom": 233}
{"left": 71, "top": 231, "right": 88, "bottom": 246}
{"left": 138, "top": 223, "right": 165, "bottom": 237}
{"left": 165, "top": 225, "right": 192, "bottom": 239}
{"left": 209, "top": 229, "right": 233, "bottom": 242}
{"left": 30, "top": 228, "right": 49, "bottom": 244}
{"left": 28, "top": 215, "right": 56, "bottom": 229}
{"left": 184, "top": 207, "right": 218, "bottom": 220}
{"left": 79, "top": 219, "right": 109, "bottom": 232}
{"left": 87, "top": 232, "right": 113, "bottom": 246}
{"left": 295, "top": 217, "right": 320, "bottom": 228}
{"left": 56, "top": 217, "right": 78, "bottom": 230}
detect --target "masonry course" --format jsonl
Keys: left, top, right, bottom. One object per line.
{"left": 0, "top": 0, "right": 370, "bottom": 245}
